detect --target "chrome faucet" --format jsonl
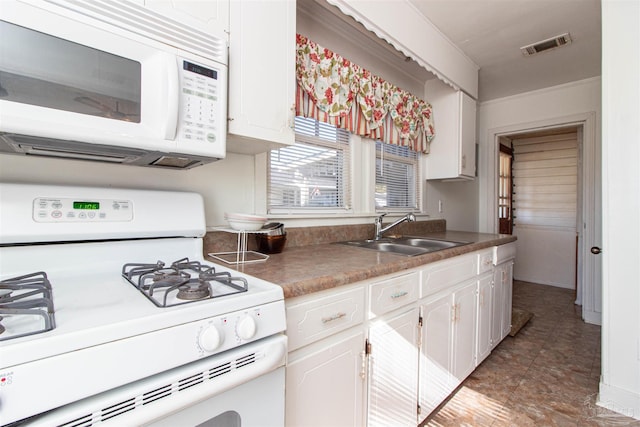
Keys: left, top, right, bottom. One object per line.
{"left": 374, "top": 213, "right": 416, "bottom": 240}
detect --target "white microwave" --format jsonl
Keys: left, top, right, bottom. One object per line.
{"left": 0, "top": 0, "right": 228, "bottom": 169}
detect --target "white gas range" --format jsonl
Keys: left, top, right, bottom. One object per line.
{"left": 0, "top": 183, "right": 287, "bottom": 426}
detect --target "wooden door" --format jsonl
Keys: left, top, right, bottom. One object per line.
{"left": 498, "top": 144, "right": 513, "bottom": 234}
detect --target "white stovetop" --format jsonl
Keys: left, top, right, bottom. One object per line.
{"left": 0, "top": 237, "right": 283, "bottom": 368}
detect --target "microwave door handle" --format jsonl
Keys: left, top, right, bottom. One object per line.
{"left": 162, "top": 53, "right": 179, "bottom": 140}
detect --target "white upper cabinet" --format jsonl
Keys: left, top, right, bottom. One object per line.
{"left": 226, "top": 0, "right": 296, "bottom": 154}
{"left": 143, "top": 0, "right": 229, "bottom": 41}
{"left": 425, "top": 79, "right": 477, "bottom": 180}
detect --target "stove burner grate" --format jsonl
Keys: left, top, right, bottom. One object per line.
{"left": 122, "top": 258, "right": 248, "bottom": 307}
{"left": 0, "top": 271, "right": 56, "bottom": 341}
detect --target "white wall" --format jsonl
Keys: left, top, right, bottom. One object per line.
{"left": 513, "top": 228, "right": 576, "bottom": 288}
{"left": 599, "top": 0, "right": 640, "bottom": 419}
{"left": 424, "top": 179, "right": 478, "bottom": 231}
{"left": 0, "top": 152, "right": 255, "bottom": 228}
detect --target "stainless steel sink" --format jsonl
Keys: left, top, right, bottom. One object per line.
{"left": 391, "top": 236, "right": 469, "bottom": 250}
{"left": 337, "top": 236, "right": 470, "bottom": 256}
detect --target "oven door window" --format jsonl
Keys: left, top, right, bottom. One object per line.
{"left": 197, "top": 410, "right": 240, "bottom": 427}
{"left": 0, "top": 21, "right": 141, "bottom": 123}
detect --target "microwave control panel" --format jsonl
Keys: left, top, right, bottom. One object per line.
{"left": 178, "top": 59, "right": 220, "bottom": 144}
{"left": 32, "top": 197, "right": 133, "bottom": 222}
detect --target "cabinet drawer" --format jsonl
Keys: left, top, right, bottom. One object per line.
{"left": 421, "top": 253, "right": 477, "bottom": 298}
{"left": 286, "top": 287, "right": 365, "bottom": 351}
{"left": 493, "top": 242, "right": 516, "bottom": 265}
{"left": 477, "top": 250, "right": 494, "bottom": 274}
{"left": 369, "top": 271, "right": 419, "bottom": 317}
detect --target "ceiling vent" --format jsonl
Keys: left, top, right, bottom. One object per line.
{"left": 520, "top": 33, "right": 572, "bottom": 56}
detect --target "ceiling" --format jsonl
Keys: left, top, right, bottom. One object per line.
{"left": 407, "top": 0, "right": 602, "bottom": 102}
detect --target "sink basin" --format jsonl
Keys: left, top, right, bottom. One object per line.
{"left": 391, "top": 236, "right": 469, "bottom": 250}
{"left": 338, "top": 236, "right": 470, "bottom": 256}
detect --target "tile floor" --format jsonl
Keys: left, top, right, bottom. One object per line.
{"left": 422, "top": 280, "right": 640, "bottom": 427}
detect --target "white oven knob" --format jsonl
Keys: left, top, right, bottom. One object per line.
{"left": 198, "top": 325, "right": 224, "bottom": 352}
{"left": 236, "top": 315, "right": 257, "bottom": 340}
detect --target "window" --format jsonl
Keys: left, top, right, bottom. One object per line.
{"left": 268, "top": 117, "right": 351, "bottom": 212}
{"left": 375, "top": 141, "right": 420, "bottom": 210}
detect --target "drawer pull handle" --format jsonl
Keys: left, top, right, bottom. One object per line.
{"left": 322, "top": 312, "right": 347, "bottom": 323}
{"left": 391, "top": 291, "right": 409, "bottom": 299}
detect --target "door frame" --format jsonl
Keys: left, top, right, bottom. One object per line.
{"left": 485, "top": 111, "right": 601, "bottom": 325}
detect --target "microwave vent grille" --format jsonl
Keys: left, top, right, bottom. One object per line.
{"left": 44, "top": 0, "right": 227, "bottom": 64}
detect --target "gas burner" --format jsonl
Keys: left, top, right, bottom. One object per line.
{"left": 0, "top": 271, "right": 56, "bottom": 341}
{"left": 122, "top": 257, "right": 249, "bottom": 308}
{"left": 145, "top": 269, "right": 191, "bottom": 293}
{"left": 176, "top": 281, "right": 212, "bottom": 301}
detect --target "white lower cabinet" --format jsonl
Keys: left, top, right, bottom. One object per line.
{"left": 492, "top": 260, "right": 514, "bottom": 345}
{"left": 285, "top": 284, "right": 367, "bottom": 427}
{"left": 284, "top": 244, "right": 515, "bottom": 426}
{"left": 420, "top": 291, "right": 454, "bottom": 415}
{"left": 419, "top": 278, "right": 478, "bottom": 416}
{"left": 502, "top": 263, "right": 513, "bottom": 338}
{"left": 367, "top": 307, "right": 420, "bottom": 427}
{"left": 286, "top": 329, "right": 366, "bottom": 427}
{"left": 451, "top": 280, "right": 478, "bottom": 382}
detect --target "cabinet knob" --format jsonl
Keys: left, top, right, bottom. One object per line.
{"left": 590, "top": 246, "right": 602, "bottom": 255}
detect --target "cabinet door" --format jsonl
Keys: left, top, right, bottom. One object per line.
{"left": 419, "top": 294, "right": 453, "bottom": 416}
{"left": 491, "top": 267, "right": 505, "bottom": 349}
{"left": 368, "top": 308, "right": 420, "bottom": 427}
{"left": 227, "top": 0, "right": 295, "bottom": 152}
{"left": 500, "top": 262, "right": 514, "bottom": 340}
{"left": 424, "top": 81, "right": 476, "bottom": 180}
{"left": 476, "top": 274, "right": 493, "bottom": 364}
{"left": 459, "top": 91, "right": 476, "bottom": 177}
{"left": 451, "top": 280, "right": 478, "bottom": 383}
{"left": 286, "top": 330, "right": 366, "bottom": 427}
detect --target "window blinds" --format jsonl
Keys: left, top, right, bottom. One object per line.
{"left": 268, "top": 117, "right": 351, "bottom": 211}
{"left": 512, "top": 133, "right": 578, "bottom": 229}
{"left": 375, "top": 140, "right": 420, "bottom": 210}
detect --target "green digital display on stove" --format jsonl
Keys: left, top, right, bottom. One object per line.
{"left": 73, "top": 201, "right": 100, "bottom": 210}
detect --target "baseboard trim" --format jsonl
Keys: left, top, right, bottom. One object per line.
{"left": 583, "top": 310, "right": 602, "bottom": 325}
{"left": 597, "top": 382, "right": 640, "bottom": 421}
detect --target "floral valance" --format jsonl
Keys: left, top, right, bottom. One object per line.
{"left": 295, "top": 34, "right": 435, "bottom": 153}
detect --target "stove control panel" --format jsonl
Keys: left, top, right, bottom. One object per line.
{"left": 195, "top": 301, "right": 285, "bottom": 357}
{"left": 32, "top": 197, "right": 133, "bottom": 222}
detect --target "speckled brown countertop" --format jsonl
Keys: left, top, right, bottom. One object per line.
{"left": 205, "top": 228, "right": 516, "bottom": 299}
